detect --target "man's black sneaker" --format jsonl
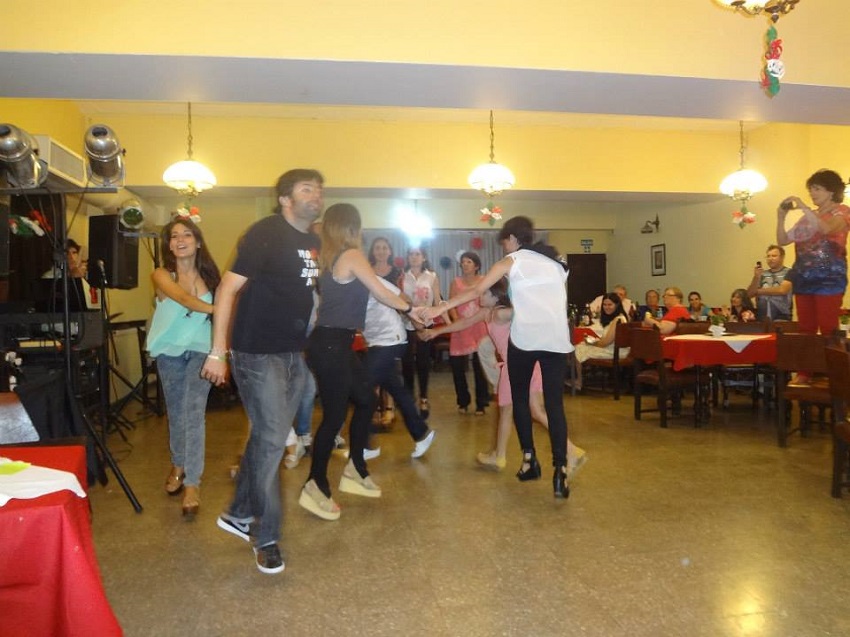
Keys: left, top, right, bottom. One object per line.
{"left": 254, "top": 543, "right": 285, "bottom": 574}
{"left": 216, "top": 515, "right": 252, "bottom": 542}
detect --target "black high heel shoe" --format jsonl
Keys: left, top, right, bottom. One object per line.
{"left": 553, "top": 465, "right": 570, "bottom": 499}
{"left": 516, "top": 450, "right": 542, "bottom": 481}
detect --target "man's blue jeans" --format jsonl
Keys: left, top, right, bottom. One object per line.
{"left": 226, "top": 351, "right": 307, "bottom": 547}
{"left": 156, "top": 351, "right": 212, "bottom": 488}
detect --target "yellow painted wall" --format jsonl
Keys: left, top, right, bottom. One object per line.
{"left": 3, "top": 0, "right": 848, "bottom": 87}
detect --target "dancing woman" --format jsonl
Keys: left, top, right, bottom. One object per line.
{"left": 147, "top": 217, "right": 221, "bottom": 518}
{"left": 300, "top": 204, "right": 427, "bottom": 521}
{"left": 423, "top": 216, "right": 573, "bottom": 499}
{"left": 400, "top": 246, "right": 443, "bottom": 418}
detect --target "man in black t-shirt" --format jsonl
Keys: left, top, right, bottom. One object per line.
{"left": 203, "top": 169, "right": 322, "bottom": 575}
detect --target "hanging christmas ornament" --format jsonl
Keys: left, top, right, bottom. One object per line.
{"left": 479, "top": 199, "right": 503, "bottom": 226}
{"left": 760, "top": 25, "right": 784, "bottom": 97}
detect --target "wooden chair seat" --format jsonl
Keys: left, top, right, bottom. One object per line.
{"left": 583, "top": 321, "right": 634, "bottom": 399}
{"left": 775, "top": 332, "right": 833, "bottom": 447}
{"left": 824, "top": 345, "right": 850, "bottom": 498}
{"left": 630, "top": 326, "right": 700, "bottom": 428}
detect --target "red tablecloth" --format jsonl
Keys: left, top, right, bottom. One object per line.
{"left": 572, "top": 326, "right": 602, "bottom": 345}
{"left": 0, "top": 445, "right": 123, "bottom": 637}
{"left": 662, "top": 333, "right": 776, "bottom": 371}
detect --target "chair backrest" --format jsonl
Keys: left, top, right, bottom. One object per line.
{"left": 825, "top": 345, "right": 850, "bottom": 403}
{"left": 629, "top": 326, "right": 662, "bottom": 362}
{"left": 772, "top": 320, "right": 799, "bottom": 333}
{"left": 725, "top": 320, "right": 770, "bottom": 334}
{"left": 775, "top": 332, "right": 830, "bottom": 373}
{"left": 674, "top": 321, "right": 707, "bottom": 335}
{"left": 614, "top": 320, "right": 633, "bottom": 349}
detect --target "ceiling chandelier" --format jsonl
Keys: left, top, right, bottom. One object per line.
{"left": 468, "top": 110, "right": 515, "bottom": 196}
{"left": 712, "top": 0, "right": 800, "bottom": 22}
{"left": 162, "top": 102, "right": 216, "bottom": 197}
{"left": 720, "top": 121, "right": 767, "bottom": 202}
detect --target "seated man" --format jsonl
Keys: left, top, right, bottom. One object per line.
{"left": 641, "top": 287, "right": 690, "bottom": 335}
{"left": 746, "top": 244, "right": 792, "bottom": 321}
{"left": 635, "top": 288, "right": 661, "bottom": 320}
{"left": 589, "top": 284, "right": 634, "bottom": 320}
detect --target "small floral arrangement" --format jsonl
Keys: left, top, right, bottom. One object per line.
{"left": 174, "top": 204, "right": 201, "bottom": 224}
{"left": 839, "top": 308, "right": 850, "bottom": 326}
{"left": 479, "top": 200, "right": 502, "bottom": 226}
{"left": 732, "top": 204, "right": 756, "bottom": 229}
{"left": 710, "top": 313, "right": 728, "bottom": 326}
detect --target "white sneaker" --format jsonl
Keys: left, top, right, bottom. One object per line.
{"left": 284, "top": 439, "right": 306, "bottom": 469}
{"left": 411, "top": 429, "right": 436, "bottom": 459}
{"left": 338, "top": 447, "right": 381, "bottom": 461}
{"left": 364, "top": 447, "right": 381, "bottom": 461}
{"left": 298, "top": 433, "right": 313, "bottom": 452}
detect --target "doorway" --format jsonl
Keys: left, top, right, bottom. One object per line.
{"left": 566, "top": 253, "right": 607, "bottom": 309}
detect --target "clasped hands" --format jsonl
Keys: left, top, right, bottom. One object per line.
{"left": 201, "top": 357, "right": 229, "bottom": 387}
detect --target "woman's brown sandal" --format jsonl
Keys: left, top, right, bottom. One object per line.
{"left": 182, "top": 486, "right": 200, "bottom": 519}
{"left": 165, "top": 468, "right": 185, "bottom": 495}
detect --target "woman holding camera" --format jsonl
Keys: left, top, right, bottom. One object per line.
{"left": 778, "top": 169, "right": 850, "bottom": 341}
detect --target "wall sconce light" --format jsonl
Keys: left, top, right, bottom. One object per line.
{"left": 641, "top": 214, "right": 660, "bottom": 234}
{"left": 0, "top": 124, "right": 46, "bottom": 188}
{"left": 84, "top": 125, "right": 125, "bottom": 187}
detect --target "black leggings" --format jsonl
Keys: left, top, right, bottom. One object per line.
{"left": 307, "top": 327, "right": 373, "bottom": 494}
{"left": 402, "top": 330, "right": 431, "bottom": 399}
{"left": 507, "top": 340, "right": 568, "bottom": 467}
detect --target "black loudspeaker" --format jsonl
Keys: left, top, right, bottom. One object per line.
{"left": 88, "top": 215, "right": 138, "bottom": 289}
{"left": 0, "top": 201, "right": 9, "bottom": 277}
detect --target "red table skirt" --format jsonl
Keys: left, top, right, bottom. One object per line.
{"left": 0, "top": 445, "right": 123, "bottom": 637}
{"left": 662, "top": 334, "right": 777, "bottom": 371}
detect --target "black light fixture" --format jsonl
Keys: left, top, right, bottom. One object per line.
{"left": 641, "top": 214, "right": 660, "bottom": 234}
{"left": 0, "top": 124, "right": 46, "bottom": 188}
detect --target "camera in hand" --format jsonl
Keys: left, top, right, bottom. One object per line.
{"left": 780, "top": 201, "right": 795, "bottom": 211}
{"left": 756, "top": 261, "right": 762, "bottom": 268}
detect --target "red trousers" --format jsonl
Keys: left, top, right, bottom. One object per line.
{"left": 794, "top": 293, "right": 843, "bottom": 335}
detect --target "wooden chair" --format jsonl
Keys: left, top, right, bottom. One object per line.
{"left": 716, "top": 320, "right": 771, "bottom": 409}
{"left": 825, "top": 345, "right": 850, "bottom": 498}
{"left": 775, "top": 332, "right": 832, "bottom": 447}
{"left": 674, "top": 321, "right": 708, "bottom": 335}
{"left": 582, "top": 321, "right": 634, "bottom": 400}
{"left": 630, "top": 326, "right": 698, "bottom": 428}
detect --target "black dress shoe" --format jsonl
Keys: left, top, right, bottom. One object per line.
{"left": 516, "top": 451, "right": 542, "bottom": 481}
{"left": 553, "top": 465, "right": 570, "bottom": 499}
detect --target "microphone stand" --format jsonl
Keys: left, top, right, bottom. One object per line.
{"left": 54, "top": 196, "right": 142, "bottom": 512}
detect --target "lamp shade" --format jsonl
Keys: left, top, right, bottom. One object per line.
{"left": 162, "top": 160, "right": 217, "bottom": 195}
{"left": 720, "top": 168, "right": 768, "bottom": 200}
{"left": 468, "top": 161, "right": 516, "bottom": 196}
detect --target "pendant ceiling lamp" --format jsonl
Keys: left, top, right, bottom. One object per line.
{"left": 712, "top": 0, "right": 799, "bottom": 22}
{"left": 468, "top": 110, "right": 515, "bottom": 196}
{"left": 719, "top": 121, "right": 767, "bottom": 202}
{"left": 163, "top": 102, "right": 216, "bottom": 197}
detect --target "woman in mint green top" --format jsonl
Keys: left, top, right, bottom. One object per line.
{"left": 147, "top": 217, "right": 220, "bottom": 519}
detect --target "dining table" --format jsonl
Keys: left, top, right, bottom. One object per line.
{"left": 662, "top": 332, "right": 777, "bottom": 421}
{"left": 0, "top": 444, "right": 123, "bottom": 637}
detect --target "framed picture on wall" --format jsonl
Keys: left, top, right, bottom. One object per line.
{"left": 651, "top": 244, "right": 666, "bottom": 276}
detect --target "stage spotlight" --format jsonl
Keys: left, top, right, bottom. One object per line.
{"left": 84, "top": 125, "right": 124, "bottom": 187}
{"left": 0, "top": 124, "right": 47, "bottom": 188}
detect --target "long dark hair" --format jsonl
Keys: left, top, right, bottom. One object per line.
{"left": 599, "top": 292, "right": 628, "bottom": 327}
{"left": 160, "top": 218, "right": 221, "bottom": 293}
{"left": 489, "top": 278, "right": 511, "bottom": 308}
{"left": 730, "top": 288, "right": 756, "bottom": 319}
{"left": 368, "top": 236, "right": 393, "bottom": 266}
{"left": 320, "top": 203, "right": 362, "bottom": 271}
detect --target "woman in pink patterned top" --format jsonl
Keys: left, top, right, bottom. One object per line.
{"left": 449, "top": 252, "right": 490, "bottom": 415}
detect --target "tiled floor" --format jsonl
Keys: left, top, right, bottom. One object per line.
{"left": 88, "top": 373, "right": 850, "bottom": 636}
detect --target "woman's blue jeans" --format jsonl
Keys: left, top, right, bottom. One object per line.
{"left": 156, "top": 351, "right": 212, "bottom": 487}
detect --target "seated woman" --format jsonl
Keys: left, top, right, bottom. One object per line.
{"left": 573, "top": 292, "right": 630, "bottom": 390}
{"left": 687, "top": 291, "right": 712, "bottom": 321}
{"left": 642, "top": 287, "right": 690, "bottom": 335}
{"left": 723, "top": 288, "right": 757, "bottom": 322}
